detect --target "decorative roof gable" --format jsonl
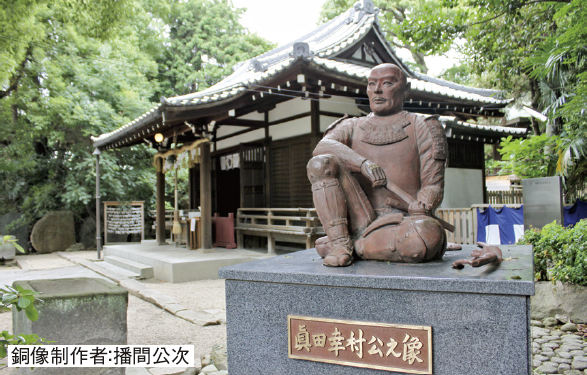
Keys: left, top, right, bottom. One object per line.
{"left": 92, "top": 0, "right": 517, "bottom": 148}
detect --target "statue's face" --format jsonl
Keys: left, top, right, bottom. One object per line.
{"left": 367, "top": 65, "right": 407, "bottom": 116}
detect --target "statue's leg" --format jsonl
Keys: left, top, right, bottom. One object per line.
{"left": 307, "top": 155, "right": 354, "bottom": 267}
{"left": 355, "top": 216, "right": 446, "bottom": 263}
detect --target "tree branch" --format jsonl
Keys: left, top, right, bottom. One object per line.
{"left": 389, "top": 39, "right": 410, "bottom": 51}
{"left": 0, "top": 45, "right": 33, "bottom": 99}
{"left": 380, "top": 6, "right": 405, "bottom": 23}
{"left": 467, "top": 0, "right": 571, "bottom": 27}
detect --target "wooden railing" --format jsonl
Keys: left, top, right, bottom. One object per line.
{"left": 236, "top": 208, "right": 325, "bottom": 253}
{"left": 487, "top": 190, "right": 523, "bottom": 204}
{"left": 434, "top": 208, "right": 476, "bottom": 245}
{"left": 149, "top": 210, "right": 174, "bottom": 223}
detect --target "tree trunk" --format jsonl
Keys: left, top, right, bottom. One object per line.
{"left": 528, "top": 78, "right": 542, "bottom": 135}
{"left": 11, "top": 104, "right": 18, "bottom": 126}
{"left": 411, "top": 51, "right": 428, "bottom": 74}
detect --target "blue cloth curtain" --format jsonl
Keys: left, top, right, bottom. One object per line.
{"left": 563, "top": 200, "right": 587, "bottom": 227}
{"left": 477, "top": 205, "right": 525, "bottom": 245}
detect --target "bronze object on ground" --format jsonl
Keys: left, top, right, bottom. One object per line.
{"left": 451, "top": 242, "right": 503, "bottom": 269}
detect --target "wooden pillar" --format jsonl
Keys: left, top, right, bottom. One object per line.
{"left": 156, "top": 158, "right": 167, "bottom": 245}
{"left": 482, "top": 144, "right": 488, "bottom": 204}
{"left": 264, "top": 111, "right": 271, "bottom": 207}
{"left": 310, "top": 96, "right": 321, "bottom": 150}
{"left": 200, "top": 142, "right": 213, "bottom": 251}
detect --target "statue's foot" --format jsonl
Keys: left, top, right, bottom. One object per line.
{"left": 315, "top": 236, "right": 331, "bottom": 258}
{"left": 323, "top": 238, "right": 353, "bottom": 267}
{"left": 324, "top": 252, "right": 353, "bottom": 267}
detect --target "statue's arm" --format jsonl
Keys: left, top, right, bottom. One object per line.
{"left": 313, "top": 138, "right": 366, "bottom": 173}
{"left": 415, "top": 116, "right": 447, "bottom": 212}
{"left": 313, "top": 117, "right": 386, "bottom": 185}
{"left": 313, "top": 118, "right": 365, "bottom": 173}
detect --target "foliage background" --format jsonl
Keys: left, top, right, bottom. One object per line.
{"left": 1, "top": 0, "right": 585, "bottom": 248}
{"left": 519, "top": 220, "right": 587, "bottom": 286}
{"left": 0, "top": 0, "right": 274, "bottom": 247}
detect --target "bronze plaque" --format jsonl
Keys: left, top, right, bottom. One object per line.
{"left": 288, "top": 315, "right": 432, "bottom": 374}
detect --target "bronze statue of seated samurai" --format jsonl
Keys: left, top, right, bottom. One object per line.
{"left": 307, "top": 63, "right": 450, "bottom": 267}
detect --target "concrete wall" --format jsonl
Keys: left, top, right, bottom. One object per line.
{"left": 440, "top": 168, "right": 484, "bottom": 209}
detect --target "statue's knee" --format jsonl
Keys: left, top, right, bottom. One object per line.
{"left": 307, "top": 155, "right": 339, "bottom": 184}
{"left": 396, "top": 217, "right": 445, "bottom": 263}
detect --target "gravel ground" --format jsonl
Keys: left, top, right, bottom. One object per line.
{"left": 140, "top": 279, "right": 226, "bottom": 314}
{"left": 0, "top": 253, "right": 227, "bottom": 374}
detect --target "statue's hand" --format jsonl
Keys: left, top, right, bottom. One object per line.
{"left": 408, "top": 200, "right": 428, "bottom": 216}
{"left": 361, "top": 160, "right": 386, "bottom": 187}
{"left": 452, "top": 242, "right": 503, "bottom": 269}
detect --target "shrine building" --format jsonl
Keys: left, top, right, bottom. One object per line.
{"left": 91, "top": 0, "right": 527, "bottom": 248}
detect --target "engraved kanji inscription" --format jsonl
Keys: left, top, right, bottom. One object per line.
{"left": 288, "top": 315, "right": 432, "bottom": 374}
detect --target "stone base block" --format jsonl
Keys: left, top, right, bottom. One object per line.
{"left": 220, "top": 246, "right": 535, "bottom": 375}
{"left": 12, "top": 278, "right": 128, "bottom": 374}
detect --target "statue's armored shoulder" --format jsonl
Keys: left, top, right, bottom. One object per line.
{"left": 323, "top": 114, "right": 356, "bottom": 137}
{"left": 423, "top": 115, "right": 447, "bottom": 161}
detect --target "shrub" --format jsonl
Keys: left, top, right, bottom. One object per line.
{"left": 518, "top": 219, "right": 587, "bottom": 285}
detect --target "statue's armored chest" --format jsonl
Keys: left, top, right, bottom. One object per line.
{"left": 350, "top": 113, "right": 421, "bottom": 200}
{"left": 352, "top": 114, "right": 420, "bottom": 171}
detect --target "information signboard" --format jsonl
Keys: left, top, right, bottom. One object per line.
{"left": 103, "top": 201, "right": 144, "bottom": 244}
{"left": 522, "top": 176, "right": 563, "bottom": 230}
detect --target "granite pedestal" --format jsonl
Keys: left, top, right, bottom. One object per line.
{"left": 219, "top": 245, "right": 534, "bottom": 375}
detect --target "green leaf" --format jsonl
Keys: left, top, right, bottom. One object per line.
{"left": 13, "top": 243, "right": 25, "bottom": 253}
{"left": 25, "top": 305, "right": 38, "bottom": 322}
{"left": 17, "top": 297, "right": 31, "bottom": 309}
{"left": 2, "top": 293, "right": 17, "bottom": 304}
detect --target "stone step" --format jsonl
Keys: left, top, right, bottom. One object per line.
{"left": 96, "top": 261, "right": 142, "bottom": 279}
{"left": 104, "top": 256, "right": 154, "bottom": 279}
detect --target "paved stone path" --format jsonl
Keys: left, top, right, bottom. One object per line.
{"left": 532, "top": 322, "right": 587, "bottom": 375}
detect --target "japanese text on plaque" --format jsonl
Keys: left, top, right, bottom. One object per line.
{"left": 288, "top": 315, "right": 432, "bottom": 374}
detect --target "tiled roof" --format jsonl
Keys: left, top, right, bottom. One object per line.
{"left": 441, "top": 116, "right": 528, "bottom": 136}
{"left": 92, "top": 0, "right": 512, "bottom": 146}
{"left": 311, "top": 58, "right": 510, "bottom": 104}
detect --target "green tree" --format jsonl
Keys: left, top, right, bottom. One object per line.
{"left": 319, "top": 0, "right": 466, "bottom": 73}
{"left": 403, "top": 0, "right": 586, "bottom": 197}
{"left": 1, "top": 0, "right": 276, "bottom": 244}
{"left": 160, "top": 0, "right": 275, "bottom": 96}
{"left": 0, "top": 0, "right": 137, "bottom": 100}
{"left": 0, "top": 1, "right": 164, "bottom": 234}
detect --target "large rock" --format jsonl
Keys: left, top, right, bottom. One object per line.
{"left": 30, "top": 211, "right": 76, "bottom": 253}
{"left": 79, "top": 216, "right": 97, "bottom": 249}
{"left": 531, "top": 281, "right": 587, "bottom": 323}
